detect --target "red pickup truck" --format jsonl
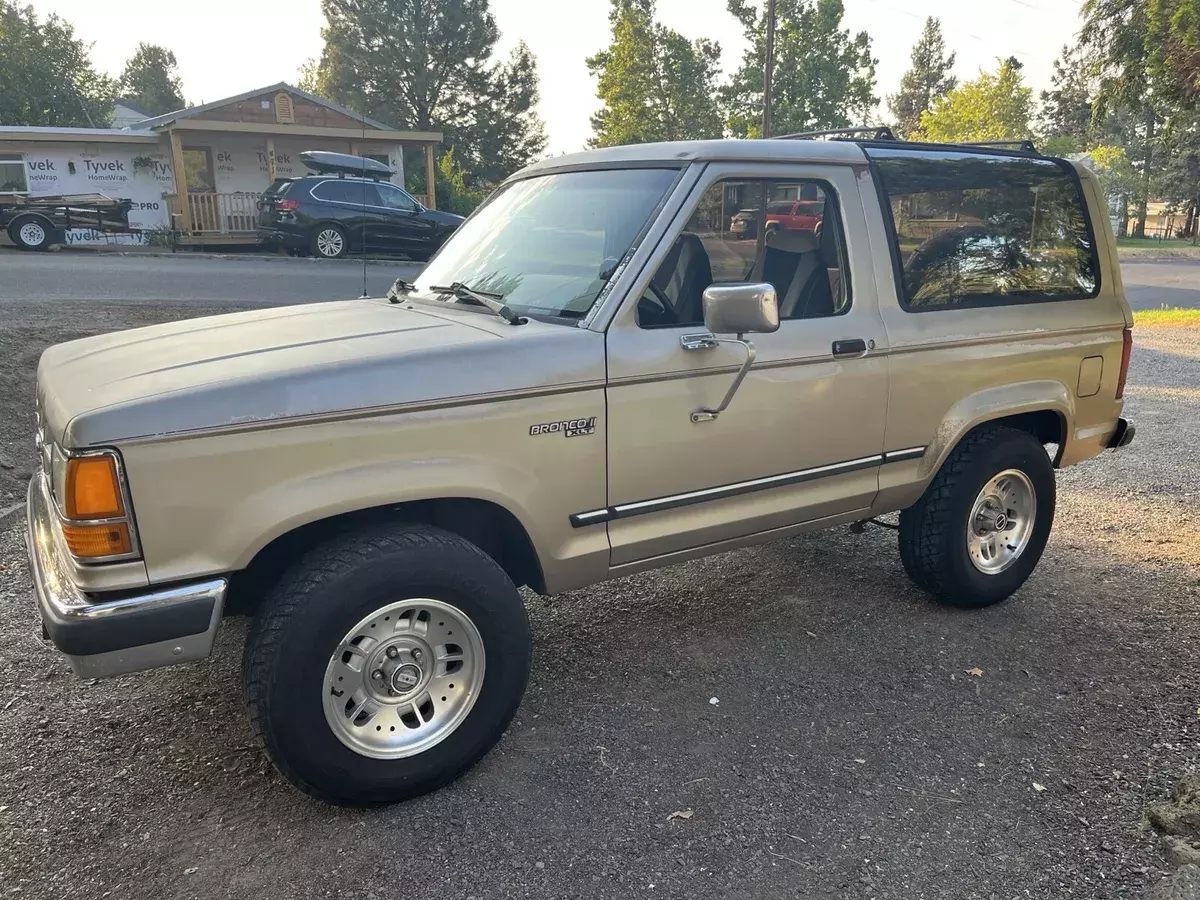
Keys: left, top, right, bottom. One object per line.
{"left": 730, "top": 199, "right": 824, "bottom": 238}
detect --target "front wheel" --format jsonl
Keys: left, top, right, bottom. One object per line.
{"left": 898, "top": 426, "right": 1055, "bottom": 608}
{"left": 243, "top": 524, "right": 532, "bottom": 805}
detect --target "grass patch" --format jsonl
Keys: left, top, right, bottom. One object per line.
{"left": 1133, "top": 306, "right": 1200, "bottom": 326}
{"left": 1117, "top": 236, "right": 1198, "bottom": 249}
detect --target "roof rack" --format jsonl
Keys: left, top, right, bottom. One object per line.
{"left": 774, "top": 126, "right": 898, "bottom": 142}
{"left": 770, "top": 129, "right": 1043, "bottom": 157}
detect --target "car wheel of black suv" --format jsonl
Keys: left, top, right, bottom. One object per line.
{"left": 243, "top": 523, "right": 532, "bottom": 806}
{"left": 311, "top": 224, "right": 348, "bottom": 259}
{"left": 898, "top": 425, "right": 1055, "bottom": 609}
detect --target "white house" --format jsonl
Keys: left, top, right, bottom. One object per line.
{"left": 0, "top": 83, "right": 442, "bottom": 246}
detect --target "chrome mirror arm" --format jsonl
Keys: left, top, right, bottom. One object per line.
{"left": 679, "top": 332, "right": 756, "bottom": 423}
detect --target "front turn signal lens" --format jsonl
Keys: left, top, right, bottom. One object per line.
{"left": 61, "top": 522, "right": 132, "bottom": 558}
{"left": 65, "top": 455, "right": 124, "bottom": 520}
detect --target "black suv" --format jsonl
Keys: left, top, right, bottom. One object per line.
{"left": 257, "top": 176, "right": 464, "bottom": 260}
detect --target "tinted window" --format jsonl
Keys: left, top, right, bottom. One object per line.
{"left": 312, "top": 180, "right": 380, "bottom": 205}
{"left": 377, "top": 184, "right": 418, "bottom": 211}
{"left": 637, "top": 178, "right": 848, "bottom": 328}
{"left": 414, "top": 167, "right": 679, "bottom": 320}
{"left": 872, "top": 150, "right": 1098, "bottom": 310}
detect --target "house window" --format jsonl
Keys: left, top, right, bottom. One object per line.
{"left": 274, "top": 93, "right": 295, "bottom": 124}
{"left": 182, "top": 147, "right": 215, "bottom": 192}
{"left": 0, "top": 156, "right": 28, "bottom": 193}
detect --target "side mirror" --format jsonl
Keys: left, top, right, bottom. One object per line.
{"left": 702, "top": 282, "right": 780, "bottom": 336}
{"left": 681, "top": 283, "right": 779, "bottom": 424}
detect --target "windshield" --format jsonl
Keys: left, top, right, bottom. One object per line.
{"left": 414, "top": 167, "right": 679, "bottom": 320}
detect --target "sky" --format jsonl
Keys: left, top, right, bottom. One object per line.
{"left": 36, "top": 0, "right": 1085, "bottom": 153}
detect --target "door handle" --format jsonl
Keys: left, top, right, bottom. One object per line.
{"left": 832, "top": 338, "right": 868, "bottom": 358}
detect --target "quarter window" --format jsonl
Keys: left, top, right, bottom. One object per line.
{"left": 637, "top": 178, "right": 849, "bottom": 328}
{"left": 871, "top": 150, "right": 1099, "bottom": 310}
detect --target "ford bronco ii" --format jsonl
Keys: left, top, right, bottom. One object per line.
{"left": 26, "top": 133, "right": 1135, "bottom": 805}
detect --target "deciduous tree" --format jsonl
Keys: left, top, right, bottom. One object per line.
{"left": 117, "top": 43, "right": 185, "bottom": 116}
{"left": 723, "top": 0, "right": 877, "bottom": 138}
{"left": 887, "top": 17, "right": 957, "bottom": 139}
{"left": 587, "top": 0, "right": 724, "bottom": 147}
{"left": 915, "top": 57, "right": 1032, "bottom": 143}
{"left": 0, "top": 1, "right": 113, "bottom": 127}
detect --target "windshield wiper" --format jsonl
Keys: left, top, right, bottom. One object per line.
{"left": 429, "top": 282, "right": 525, "bottom": 326}
{"left": 386, "top": 278, "right": 417, "bottom": 303}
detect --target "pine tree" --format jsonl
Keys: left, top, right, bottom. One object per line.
{"left": 887, "top": 17, "right": 957, "bottom": 139}
{"left": 587, "top": 0, "right": 724, "bottom": 147}
{"left": 305, "top": 0, "right": 546, "bottom": 187}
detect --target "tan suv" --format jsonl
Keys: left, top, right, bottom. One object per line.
{"left": 25, "top": 134, "right": 1135, "bottom": 806}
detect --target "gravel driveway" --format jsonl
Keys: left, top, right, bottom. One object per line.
{"left": 0, "top": 303, "right": 1197, "bottom": 900}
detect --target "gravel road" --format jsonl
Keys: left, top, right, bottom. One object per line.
{"left": 0, "top": 304, "right": 1197, "bottom": 899}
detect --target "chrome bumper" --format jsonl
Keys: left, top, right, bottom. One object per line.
{"left": 25, "top": 473, "right": 228, "bottom": 679}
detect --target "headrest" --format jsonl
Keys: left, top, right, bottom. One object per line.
{"left": 765, "top": 227, "right": 819, "bottom": 254}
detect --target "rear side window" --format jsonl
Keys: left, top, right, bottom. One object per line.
{"left": 312, "top": 180, "right": 381, "bottom": 205}
{"left": 871, "top": 150, "right": 1099, "bottom": 310}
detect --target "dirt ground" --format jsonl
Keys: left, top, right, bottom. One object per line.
{"left": 0, "top": 302, "right": 1197, "bottom": 899}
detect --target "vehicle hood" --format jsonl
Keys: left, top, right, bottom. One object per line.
{"left": 38, "top": 299, "right": 605, "bottom": 447}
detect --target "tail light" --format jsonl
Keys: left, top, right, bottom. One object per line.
{"left": 1115, "top": 326, "right": 1132, "bottom": 399}
{"left": 274, "top": 199, "right": 299, "bottom": 211}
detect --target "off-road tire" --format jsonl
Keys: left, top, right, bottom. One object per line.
{"left": 243, "top": 523, "right": 532, "bottom": 806}
{"left": 898, "top": 426, "right": 1055, "bottom": 608}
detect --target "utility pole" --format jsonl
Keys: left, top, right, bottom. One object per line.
{"left": 762, "top": 0, "right": 776, "bottom": 138}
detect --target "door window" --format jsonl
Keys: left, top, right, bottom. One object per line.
{"left": 870, "top": 149, "right": 1100, "bottom": 309}
{"left": 377, "top": 183, "right": 419, "bottom": 211}
{"left": 312, "top": 180, "right": 381, "bottom": 205}
{"left": 637, "top": 178, "right": 849, "bottom": 328}
{"left": 182, "top": 148, "right": 214, "bottom": 192}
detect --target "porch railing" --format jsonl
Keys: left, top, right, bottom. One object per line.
{"left": 165, "top": 191, "right": 259, "bottom": 235}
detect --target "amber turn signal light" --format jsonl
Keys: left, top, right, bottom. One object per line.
{"left": 65, "top": 456, "right": 125, "bottom": 520}
{"left": 61, "top": 522, "right": 132, "bottom": 558}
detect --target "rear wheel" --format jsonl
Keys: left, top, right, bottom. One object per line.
{"left": 311, "top": 224, "right": 347, "bottom": 259}
{"left": 9, "top": 215, "right": 52, "bottom": 251}
{"left": 243, "top": 523, "right": 532, "bottom": 806}
{"left": 898, "top": 426, "right": 1055, "bottom": 608}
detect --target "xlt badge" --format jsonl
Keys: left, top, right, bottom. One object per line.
{"left": 530, "top": 417, "right": 596, "bottom": 438}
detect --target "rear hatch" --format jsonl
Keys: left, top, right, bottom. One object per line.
{"left": 256, "top": 178, "right": 296, "bottom": 226}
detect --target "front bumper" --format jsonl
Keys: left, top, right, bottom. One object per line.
{"left": 25, "top": 473, "right": 227, "bottom": 678}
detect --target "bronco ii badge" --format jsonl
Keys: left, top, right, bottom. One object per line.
{"left": 530, "top": 417, "right": 596, "bottom": 438}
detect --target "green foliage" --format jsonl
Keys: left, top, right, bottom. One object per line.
{"left": 118, "top": 43, "right": 186, "bottom": 116}
{"left": 723, "top": 0, "right": 876, "bottom": 138}
{"left": 437, "top": 148, "right": 486, "bottom": 215}
{"left": 916, "top": 57, "right": 1033, "bottom": 143}
{"left": 0, "top": 1, "right": 114, "bottom": 127}
{"left": 305, "top": 0, "right": 546, "bottom": 187}
{"left": 887, "top": 17, "right": 957, "bottom": 139}
{"left": 1088, "top": 143, "right": 1142, "bottom": 200}
{"left": 1038, "top": 43, "right": 1096, "bottom": 155}
{"left": 586, "top": 0, "right": 724, "bottom": 147}
{"left": 1147, "top": 0, "right": 1200, "bottom": 108}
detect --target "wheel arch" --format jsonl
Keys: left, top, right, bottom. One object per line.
{"left": 226, "top": 496, "right": 546, "bottom": 615}
{"left": 921, "top": 381, "right": 1072, "bottom": 482}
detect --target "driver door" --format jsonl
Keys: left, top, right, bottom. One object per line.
{"left": 603, "top": 163, "right": 890, "bottom": 566}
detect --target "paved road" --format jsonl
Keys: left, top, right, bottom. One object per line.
{"left": 2, "top": 248, "right": 1196, "bottom": 310}
{"left": 0, "top": 249, "right": 420, "bottom": 306}
{"left": 1119, "top": 258, "right": 1200, "bottom": 310}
